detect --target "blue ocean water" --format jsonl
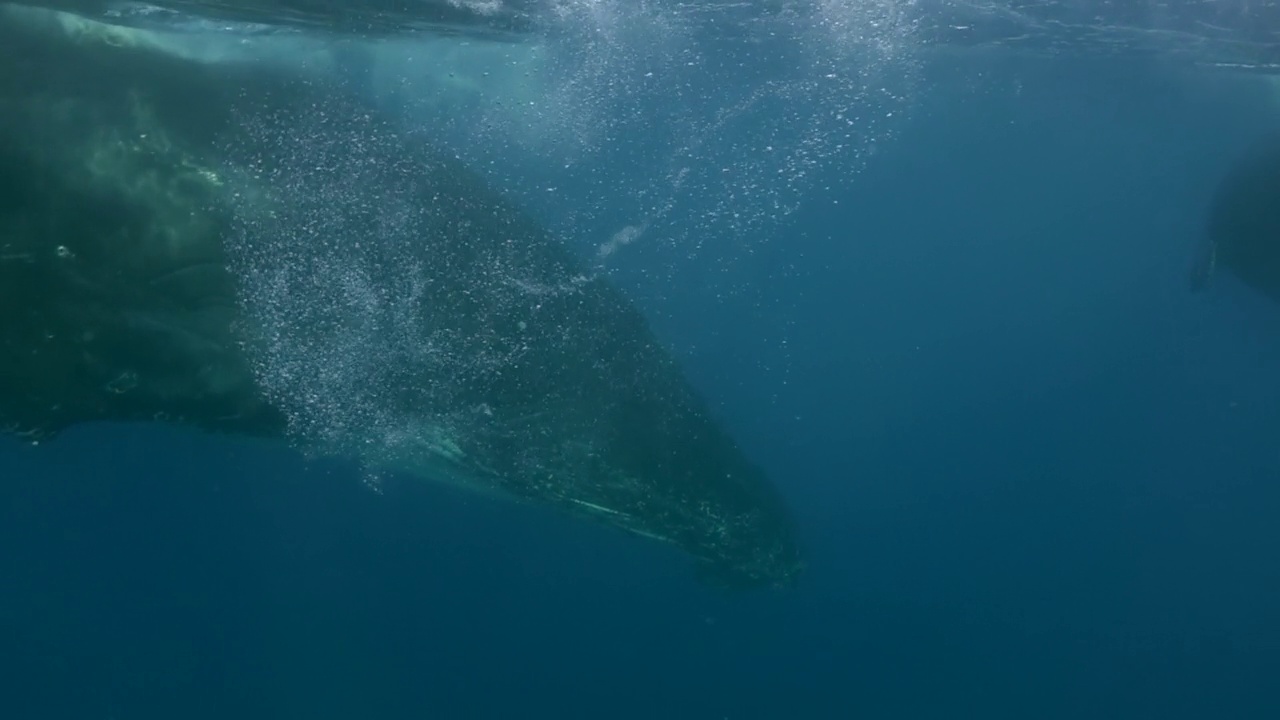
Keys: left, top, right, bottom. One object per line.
{"left": 2, "top": 1, "right": 1279, "bottom": 718}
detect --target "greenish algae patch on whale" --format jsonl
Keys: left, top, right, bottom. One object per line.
{"left": 0, "top": 7, "right": 804, "bottom": 589}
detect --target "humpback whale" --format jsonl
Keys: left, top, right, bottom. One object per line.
{"left": 0, "top": 7, "right": 803, "bottom": 589}
{"left": 1192, "top": 132, "right": 1280, "bottom": 302}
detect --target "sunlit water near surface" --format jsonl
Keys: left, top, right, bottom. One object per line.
{"left": 2, "top": 0, "right": 1280, "bottom": 718}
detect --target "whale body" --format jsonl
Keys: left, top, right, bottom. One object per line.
{"left": 0, "top": 7, "right": 804, "bottom": 589}
{"left": 1192, "top": 132, "right": 1280, "bottom": 302}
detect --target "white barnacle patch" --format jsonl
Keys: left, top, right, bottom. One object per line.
{"left": 105, "top": 371, "right": 138, "bottom": 394}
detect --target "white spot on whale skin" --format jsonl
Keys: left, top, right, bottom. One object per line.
{"left": 597, "top": 224, "right": 644, "bottom": 260}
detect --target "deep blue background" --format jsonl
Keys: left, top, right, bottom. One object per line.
{"left": 3, "top": 53, "right": 1280, "bottom": 718}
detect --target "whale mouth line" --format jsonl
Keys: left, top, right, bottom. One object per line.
{"left": 147, "top": 261, "right": 229, "bottom": 288}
